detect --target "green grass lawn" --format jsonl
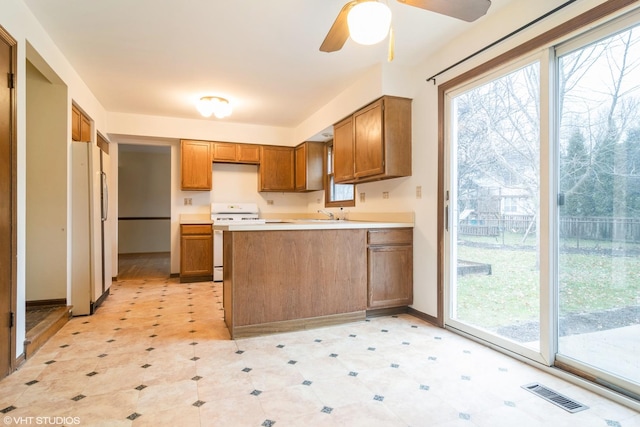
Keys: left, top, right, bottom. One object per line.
{"left": 454, "top": 233, "right": 640, "bottom": 329}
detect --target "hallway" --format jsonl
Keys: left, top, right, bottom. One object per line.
{"left": 0, "top": 277, "right": 637, "bottom": 426}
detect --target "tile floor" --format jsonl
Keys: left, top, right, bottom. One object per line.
{"left": 0, "top": 278, "right": 638, "bottom": 427}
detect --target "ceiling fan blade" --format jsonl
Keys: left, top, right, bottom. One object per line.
{"left": 397, "top": 0, "right": 491, "bottom": 22}
{"left": 320, "top": 1, "right": 359, "bottom": 52}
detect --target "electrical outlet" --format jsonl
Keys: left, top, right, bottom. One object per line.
{"left": 267, "top": 200, "right": 274, "bottom": 205}
{"left": 416, "top": 186, "right": 422, "bottom": 199}
{"left": 359, "top": 192, "right": 366, "bottom": 203}
{"left": 184, "top": 197, "right": 192, "bottom": 206}
{"left": 382, "top": 191, "right": 389, "bottom": 199}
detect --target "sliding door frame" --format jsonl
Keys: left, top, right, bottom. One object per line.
{"left": 437, "top": 0, "right": 640, "bottom": 397}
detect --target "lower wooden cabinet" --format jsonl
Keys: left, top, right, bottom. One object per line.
{"left": 367, "top": 228, "right": 413, "bottom": 309}
{"left": 180, "top": 224, "right": 213, "bottom": 282}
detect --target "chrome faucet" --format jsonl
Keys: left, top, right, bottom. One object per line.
{"left": 317, "top": 209, "right": 335, "bottom": 220}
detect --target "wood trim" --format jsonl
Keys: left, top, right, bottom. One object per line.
{"left": 97, "top": 132, "right": 109, "bottom": 154}
{"left": 366, "top": 306, "right": 409, "bottom": 318}
{"left": 406, "top": 307, "right": 440, "bottom": 327}
{"left": 231, "top": 311, "right": 366, "bottom": 339}
{"left": 26, "top": 299, "right": 66, "bottom": 308}
{"left": 0, "top": 25, "right": 18, "bottom": 376}
{"left": 436, "top": 0, "right": 639, "bottom": 330}
{"left": 179, "top": 275, "right": 213, "bottom": 283}
{"left": 118, "top": 217, "right": 171, "bottom": 221}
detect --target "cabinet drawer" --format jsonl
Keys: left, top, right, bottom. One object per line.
{"left": 181, "top": 224, "right": 212, "bottom": 235}
{"left": 368, "top": 228, "right": 412, "bottom": 245}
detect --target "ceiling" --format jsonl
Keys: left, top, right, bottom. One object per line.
{"left": 23, "top": 0, "right": 513, "bottom": 129}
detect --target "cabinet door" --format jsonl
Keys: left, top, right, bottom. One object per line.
{"left": 72, "top": 105, "right": 91, "bottom": 142}
{"left": 259, "top": 146, "right": 294, "bottom": 191}
{"left": 295, "top": 144, "right": 307, "bottom": 191}
{"left": 368, "top": 244, "right": 413, "bottom": 309}
{"left": 237, "top": 144, "right": 261, "bottom": 164}
{"left": 80, "top": 114, "right": 92, "bottom": 142}
{"left": 295, "top": 141, "right": 324, "bottom": 192}
{"left": 180, "top": 232, "right": 213, "bottom": 279}
{"left": 71, "top": 106, "right": 81, "bottom": 141}
{"left": 181, "top": 140, "right": 212, "bottom": 190}
{"left": 354, "top": 99, "right": 384, "bottom": 179}
{"left": 333, "top": 116, "right": 354, "bottom": 182}
{"left": 212, "top": 142, "right": 237, "bottom": 162}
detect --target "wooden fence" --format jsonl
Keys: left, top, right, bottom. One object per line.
{"left": 459, "top": 215, "right": 640, "bottom": 243}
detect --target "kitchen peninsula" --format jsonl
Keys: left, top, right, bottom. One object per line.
{"left": 215, "top": 216, "right": 414, "bottom": 338}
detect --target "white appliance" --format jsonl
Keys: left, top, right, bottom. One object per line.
{"left": 71, "top": 142, "right": 112, "bottom": 315}
{"left": 210, "top": 203, "right": 264, "bottom": 281}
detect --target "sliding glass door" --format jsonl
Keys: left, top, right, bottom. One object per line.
{"left": 556, "top": 18, "right": 640, "bottom": 397}
{"left": 446, "top": 57, "right": 546, "bottom": 362}
{"left": 445, "top": 10, "right": 640, "bottom": 398}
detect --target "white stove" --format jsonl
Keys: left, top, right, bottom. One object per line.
{"left": 210, "top": 202, "right": 265, "bottom": 225}
{"left": 211, "top": 203, "right": 265, "bottom": 282}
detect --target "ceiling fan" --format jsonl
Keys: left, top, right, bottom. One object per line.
{"left": 320, "top": 0, "right": 492, "bottom": 57}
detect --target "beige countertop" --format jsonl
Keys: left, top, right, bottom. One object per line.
{"left": 179, "top": 214, "right": 212, "bottom": 225}
{"left": 182, "top": 212, "right": 414, "bottom": 230}
{"left": 213, "top": 218, "right": 413, "bottom": 231}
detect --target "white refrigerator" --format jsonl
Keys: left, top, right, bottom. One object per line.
{"left": 71, "top": 141, "right": 112, "bottom": 315}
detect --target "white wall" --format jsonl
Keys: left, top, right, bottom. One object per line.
{"left": 25, "top": 60, "right": 67, "bottom": 302}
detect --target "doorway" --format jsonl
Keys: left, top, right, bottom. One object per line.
{"left": 0, "top": 26, "right": 16, "bottom": 379}
{"left": 117, "top": 144, "right": 171, "bottom": 280}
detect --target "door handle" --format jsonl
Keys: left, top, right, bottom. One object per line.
{"left": 445, "top": 205, "right": 449, "bottom": 231}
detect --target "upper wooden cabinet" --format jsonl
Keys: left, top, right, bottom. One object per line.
{"left": 212, "top": 142, "right": 260, "bottom": 164}
{"left": 333, "top": 117, "right": 355, "bottom": 183}
{"left": 294, "top": 141, "right": 324, "bottom": 192}
{"left": 237, "top": 144, "right": 261, "bottom": 164}
{"left": 181, "top": 140, "right": 212, "bottom": 191}
{"left": 334, "top": 95, "right": 412, "bottom": 184}
{"left": 258, "top": 145, "right": 295, "bottom": 192}
{"left": 71, "top": 105, "right": 91, "bottom": 142}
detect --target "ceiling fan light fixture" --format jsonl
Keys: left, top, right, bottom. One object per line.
{"left": 196, "top": 96, "right": 232, "bottom": 119}
{"left": 347, "top": 1, "right": 392, "bottom": 46}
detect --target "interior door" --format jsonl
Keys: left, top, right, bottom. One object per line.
{"left": 0, "top": 27, "right": 15, "bottom": 379}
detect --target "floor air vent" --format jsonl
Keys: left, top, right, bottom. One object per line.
{"left": 521, "top": 383, "right": 589, "bottom": 413}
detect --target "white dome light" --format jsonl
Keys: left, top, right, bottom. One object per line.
{"left": 196, "top": 96, "right": 232, "bottom": 119}
{"left": 347, "top": 2, "right": 392, "bottom": 46}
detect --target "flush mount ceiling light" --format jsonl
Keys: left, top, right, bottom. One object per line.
{"left": 347, "top": 1, "right": 392, "bottom": 45}
{"left": 196, "top": 96, "right": 232, "bottom": 119}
